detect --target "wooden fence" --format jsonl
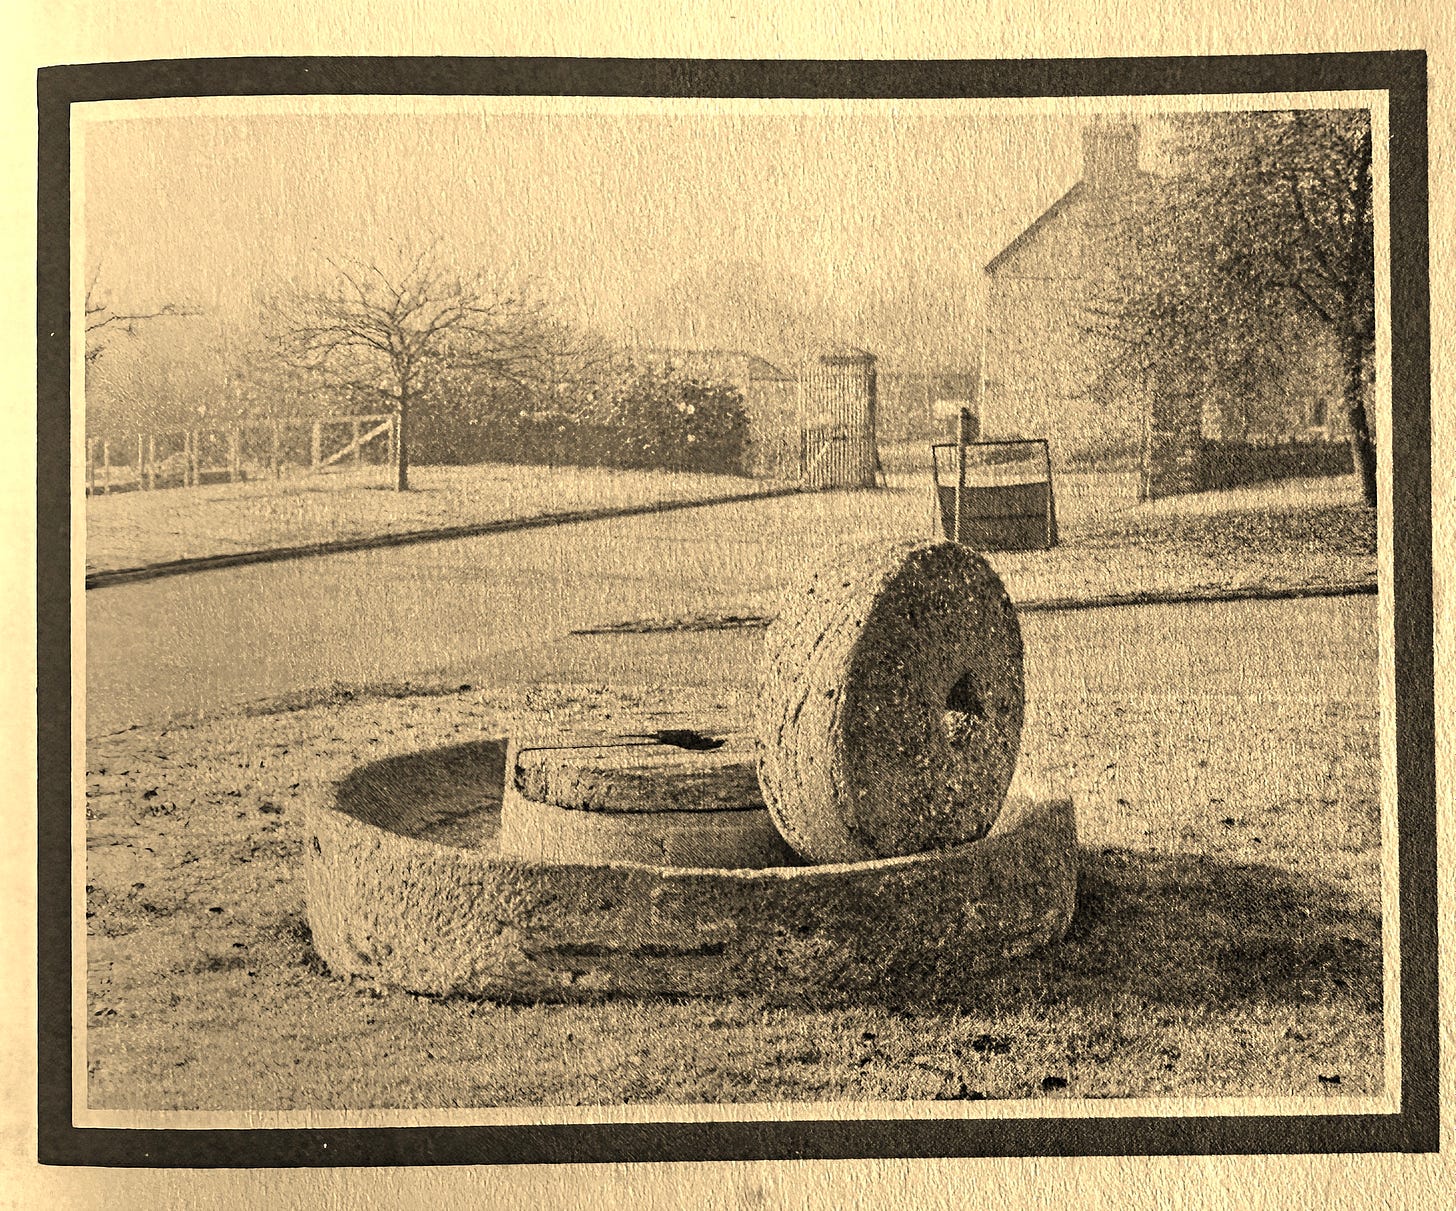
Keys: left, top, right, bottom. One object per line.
{"left": 85, "top": 414, "right": 396, "bottom": 494}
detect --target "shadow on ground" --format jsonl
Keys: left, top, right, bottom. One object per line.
{"left": 319, "top": 742, "right": 1381, "bottom": 1019}
{"left": 334, "top": 738, "right": 508, "bottom": 846}
{"left": 917, "top": 845, "right": 1382, "bottom": 1016}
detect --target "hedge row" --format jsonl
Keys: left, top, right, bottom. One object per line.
{"left": 414, "top": 367, "right": 752, "bottom": 476}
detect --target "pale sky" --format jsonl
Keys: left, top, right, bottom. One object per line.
{"left": 79, "top": 102, "right": 1135, "bottom": 371}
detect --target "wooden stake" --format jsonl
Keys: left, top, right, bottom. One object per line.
{"left": 953, "top": 407, "right": 970, "bottom": 543}
{"left": 1043, "top": 439, "right": 1058, "bottom": 548}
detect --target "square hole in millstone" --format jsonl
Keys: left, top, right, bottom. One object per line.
{"left": 943, "top": 671, "right": 988, "bottom": 749}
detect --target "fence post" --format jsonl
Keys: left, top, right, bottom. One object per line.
{"left": 136, "top": 434, "right": 144, "bottom": 491}
{"left": 228, "top": 428, "right": 241, "bottom": 482}
{"left": 953, "top": 408, "right": 970, "bottom": 542}
{"left": 147, "top": 435, "right": 156, "bottom": 490}
{"left": 311, "top": 420, "right": 322, "bottom": 470}
{"left": 1043, "top": 439, "right": 1058, "bottom": 547}
{"left": 101, "top": 439, "right": 111, "bottom": 495}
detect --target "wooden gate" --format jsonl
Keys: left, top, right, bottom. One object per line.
{"left": 799, "top": 425, "right": 853, "bottom": 488}
{"left": 85, "top": 413, "right": 396, "bottom": 494}
{"left": 797, "top": 348, "right": 880, "bottom": 489}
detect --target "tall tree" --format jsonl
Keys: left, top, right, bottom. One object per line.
{"left": 85, "top": 269, "right": 197, "bottom": 364}
{"left": 1085, "top": 110, "right": 1376, "bottom": 505}
{"left": 275, "top": 246, "right": 542, "bottom": 490}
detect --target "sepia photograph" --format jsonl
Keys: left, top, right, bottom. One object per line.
{"left": 36, "top": 53, "right": 1435, "bottom": 1166}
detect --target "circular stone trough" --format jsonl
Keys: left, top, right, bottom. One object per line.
{"left": 302, "top": 734, "right": 1078, "bottom": 1005}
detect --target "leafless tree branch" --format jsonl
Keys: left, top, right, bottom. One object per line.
{"left": 84, "top": 277, "right": 201, "bottom": 363}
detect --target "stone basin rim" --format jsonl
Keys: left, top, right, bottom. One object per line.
{"left": 322, "top": 766, "right": 1064, "bottom": 880}
{"left": 308, "top": 749, "right": 1079, "bottom": 1004}
{"left": 485, "top": 797, "right": 1061, "bottom": 878}
{"left": 321, "top": 791, "right": 1071, "bottom": 879}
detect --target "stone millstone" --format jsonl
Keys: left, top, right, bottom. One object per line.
{"left": 513, "top": 730, "right": 762, "bottom": 813}
{"left": 501, "top": 727, "right": 795, "bottom": 869}
{"left": 755, "top": 539, "right": 1024, "bottom": 863}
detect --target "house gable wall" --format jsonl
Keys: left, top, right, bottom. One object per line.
{"left": 981, "top": 189, "right": 1145, "bottom": 468}
{"left": 980, "top": 135, "right": 1357, "bottom": 492}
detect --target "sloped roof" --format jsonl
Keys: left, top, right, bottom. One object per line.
{"left": 627, "top": 346, "right": 794, "bottom": 381}
{"left": 985, "top": 171, "right": 1161, "bottom": 276}
{"left": 738, "top": 353, "right": 795, "bottom": 381}
{"left": 817, "top": 344, "right": 875, "bottom": 364}
{"left": 983, "top": 182, "right": 1086, "bottom": 275}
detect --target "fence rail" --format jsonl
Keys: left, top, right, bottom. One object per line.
{"left": 85, "top": 414, "right": 397, "bottom": 494}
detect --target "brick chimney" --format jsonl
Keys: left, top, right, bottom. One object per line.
{"left": 1082, "top": 119, "right": 1139, "bottom": 191}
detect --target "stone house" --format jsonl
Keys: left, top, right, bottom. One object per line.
{"left": 978, "top": 119, "right": 1353, "bottom": 498}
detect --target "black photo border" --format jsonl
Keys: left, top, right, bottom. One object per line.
{"left": 37, "top": 51, "right": 1435, "bottom": 1166}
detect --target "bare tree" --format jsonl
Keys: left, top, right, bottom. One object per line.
{"left": 276, "top": 246, "right": 544, "bottom": 490}
{"left": 85, "top": 269, "right": 198, "bottom": 364}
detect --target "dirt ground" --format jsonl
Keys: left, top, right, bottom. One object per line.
{"left": 578, "top": 475, "right": 1377, "bottom": 632}
{"left": 84, "top": 454, "right": 1372, "bottom": 603}
{"left": 84, "top": 652, "right": 1383, "bottom": 1112}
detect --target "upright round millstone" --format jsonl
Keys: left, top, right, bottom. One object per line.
{"left": 502, "top": 725, "right": 795, "bottom": 868}
{"left": 755, "top": 539, "right": 1024, "bottom": 863}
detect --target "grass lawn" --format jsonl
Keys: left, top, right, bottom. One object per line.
{"left": 83, "top": 453, "right": 1374, "bottom": 614}
{"left": 84, "top": 462, "right": 789, "bottom": 575}
{"left": 573, "top": 473, "right": 1376, "bottom": 633}
{"left": 84, "top": 669, "right": 1381, "bottom": 1111}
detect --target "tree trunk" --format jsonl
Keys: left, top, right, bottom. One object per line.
{"left": 1342, "top": 335, "right": 1377, "bottom": 508}
{"left": 394, "top": 392, "right": 410, "bottom": 492}
{"left": 1343, "top": 123, "right": 1377, "bottom": 510}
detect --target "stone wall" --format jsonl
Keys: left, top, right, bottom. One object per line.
{"left": 1194, "top": 438, "right": 1354, "bottom": 493}
{"left": 1143, "top": 423, "right": 1354, "bottom": 499}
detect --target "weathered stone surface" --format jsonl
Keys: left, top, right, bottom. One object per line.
{"left": 303, "top": 740, "right": 1077, "bottom": 1006}
{"left": 756, "top": 540, "right": 1025, "bottom": 863}
{"left": 512, "top": 729, "right": 762, "bottom": 813}
{"left": 501, "top": 780, "right": 797, "bottom": 868}
{"left": 501, "top": 728, "right": 789, "bottom": 868}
